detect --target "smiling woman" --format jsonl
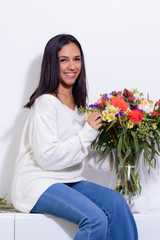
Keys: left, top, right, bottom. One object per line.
{"left": 24, "top": 34, "right": 87, "bottom": 109}
{"left": 11, "top": 34, "right": 138, "bottom": 240}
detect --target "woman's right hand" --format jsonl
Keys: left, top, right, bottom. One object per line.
{"left": 87, "top": 111, "right": 102, "bottom": 131}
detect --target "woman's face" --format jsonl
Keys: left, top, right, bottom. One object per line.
{"left": 58, "top": 42, "right": 81, "bottom": 87}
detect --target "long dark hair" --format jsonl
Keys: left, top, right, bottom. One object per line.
{"left": 25, "top": 34, "right": 87, "bottom": 108}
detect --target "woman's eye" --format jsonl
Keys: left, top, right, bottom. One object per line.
{"left": 60, "top": 59, "right": 67, "bottom": 63}
{"left": 74, "top": 58, "right": 81, "bottom": 62}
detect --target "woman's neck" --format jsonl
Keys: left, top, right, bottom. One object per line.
{"left": 55, "top": 85, "right": 76, "bottom": 110}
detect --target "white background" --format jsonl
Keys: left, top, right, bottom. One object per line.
{"left": 0, "top": 0, "right": 160, "bottom": 211}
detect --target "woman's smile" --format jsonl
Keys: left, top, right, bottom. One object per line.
{"left": 64, "top": 72, "right": 77, "bottom": 78}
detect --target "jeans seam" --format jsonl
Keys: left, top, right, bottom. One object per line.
{"left": 88, "top": 221, "right": 91, "bottom": 240}
{"left": 87, "top": 197, "right": 112, "bottom": 217}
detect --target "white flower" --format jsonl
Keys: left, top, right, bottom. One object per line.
{"left": 133, "top": 92, "right": 144, "bottom": 101}
{"left": 138, "top": 100, "right": 154, "bottom": 114}
{"left": 143, "top": 101, "right": 154, "bottom": 114}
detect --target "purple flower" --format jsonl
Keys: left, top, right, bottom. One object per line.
{"left": 89, "top": 104, "right": 101, "bottom": 109}
{"left": 130, "top": 103, "right": 138, "bottom": 110}
{"left": 115, "top": 111, "right": 127, "bottom": 117}
{"left": 101, "top": 93, "right": 109, "bottom": 100}
{"left": 135, "top": 107, "right": 144, "bottom": 112}
{"left": 109, "top": 91, "right": 116, "bottom": 96}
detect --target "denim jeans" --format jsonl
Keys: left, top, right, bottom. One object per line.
{"left": 30, "top": 181, "right": 138, "bottom": 240}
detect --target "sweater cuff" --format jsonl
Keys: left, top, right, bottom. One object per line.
{"left": 79, "top": 121, "right": 99, "bottom": 142}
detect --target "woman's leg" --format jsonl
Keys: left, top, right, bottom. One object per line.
{"left": 71, "top": 181, "right": 138, "bottom": 240}
{"left": 30, "top": 183, "right": 108, "bottom": 240}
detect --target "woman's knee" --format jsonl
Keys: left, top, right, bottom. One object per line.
{"left": 111, "top": 190, "right": 127, "bottom": 206}
{"left": 110, "top": 191, "right": 132, "bottom": 219}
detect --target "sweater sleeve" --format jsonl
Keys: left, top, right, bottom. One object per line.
{"left": 29, "top": 99, "right": 98, "bottom": 171}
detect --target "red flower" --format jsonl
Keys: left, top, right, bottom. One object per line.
{"left": 151, "top": 110, "right": 159, "bottom": 117}
{"left": 111, "top": 96, "right": 129, "bottom": 112}
{"left": 129, "top": 110, "right": 144, "bottom": 124}
{"left": 155, "top": 99, "right": 160, "bottom": 109}
{"left": 96, "top": 98, "right": 108, "bottom": 106}
{"left": 124, "top": 89, "right": 132, "bottom": 97}
{"left": 129, "top": 96, "right": 135, "bottom": 101}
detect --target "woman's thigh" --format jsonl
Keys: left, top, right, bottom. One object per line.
{"left": 70, "top": 181, "right": 121, "bottom": 215}
{"left": 30, "top": 182, "right": 108, "bottom": 227}
{"left": 70, "top": 180, "right": 134, "bottom": 223}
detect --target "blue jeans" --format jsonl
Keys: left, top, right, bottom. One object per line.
{"left": 30, "top": 181, "right": 138, "bottom": 240}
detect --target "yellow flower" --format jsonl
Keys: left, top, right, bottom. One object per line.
{"left": 86, "top": 112, "right": 92, "bottom": 120}
{"left": 152, "top": 123, "right": 157, "bottom": 129}
{"left": 127, "top": 120, "right": 134, "bottom": 129}
{"left": 107, "top": 114, "right": 115, "bottom": 122}
{"left": 102, "top": 106, "right": 119, "bottom": 122}
{"left": 111, "top": 109, "right": 118, "bottom": 115}
{"left": 102, "top": 110, "right": 108, "bottom": 121}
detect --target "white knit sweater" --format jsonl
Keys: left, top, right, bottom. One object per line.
{"left": 11, "top": 94, "right": 107, "bottom": 213}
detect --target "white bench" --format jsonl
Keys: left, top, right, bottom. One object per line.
{"left": 0, "top": 209, "right": 160, "bottom": 240}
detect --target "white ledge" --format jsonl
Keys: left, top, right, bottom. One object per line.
{"left": 0, "top": 209, "right": 160, "bottom": 240}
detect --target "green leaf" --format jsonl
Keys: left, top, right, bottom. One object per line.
{"left": 105, "top": 118, "right": 117, "bottom": 132}
{"left": 117, "top": 135, "right": 123, "bottom": 162}
{"left": 131, "top": 131, "right": 140, "bottom": 153}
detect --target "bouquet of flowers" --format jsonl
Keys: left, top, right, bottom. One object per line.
{"left": 79, "top": 88, "right": 160, "bottom": 203}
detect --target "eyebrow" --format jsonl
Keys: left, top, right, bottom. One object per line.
{"left": 59, "top": 55, "right": 81, "bottom": 58}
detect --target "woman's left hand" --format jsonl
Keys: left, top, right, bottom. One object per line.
{"left": 87, "top": 111, "right": 102, "bottom": 131}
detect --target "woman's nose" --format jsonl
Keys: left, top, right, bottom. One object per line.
{"left": 67, "top": 60, "right": 75, "bottom": 70}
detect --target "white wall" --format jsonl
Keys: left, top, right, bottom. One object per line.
{"left": 1, "top": 0, "right": 160, "bottom": 211}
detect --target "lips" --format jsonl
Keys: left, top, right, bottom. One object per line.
{"left": 65, "top": 72, "right": 77, "bottom": 78}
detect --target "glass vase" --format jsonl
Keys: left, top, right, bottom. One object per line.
{"left": 115, "top": 164, "right": 141, "bottom": 207}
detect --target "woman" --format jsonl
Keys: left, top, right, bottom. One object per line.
{"left": 11, "top": 34, "right": 138, "bottom": 239}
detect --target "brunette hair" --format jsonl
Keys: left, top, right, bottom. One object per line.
{"left": 25, "top": 34, "right": 87, "bottom": 108}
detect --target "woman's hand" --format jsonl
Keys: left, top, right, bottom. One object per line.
{"left": 87, "top": 111, "right": 102, "bottom": 131}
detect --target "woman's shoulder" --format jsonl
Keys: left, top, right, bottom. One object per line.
{"left": 32, "top": 94, "right": 60, "bottom": 113}
{"left": 36, "top": 93, "right": 58, "bottom": 104}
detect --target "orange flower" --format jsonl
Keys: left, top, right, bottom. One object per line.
{"left": 138, "top": 101, "right": 147, "bottom": 109}
{"left": 111, "top": 96, "right": 129, "bottom": 112}
{"left": 128, "top": 110, "right": 144, "bottom": 124}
